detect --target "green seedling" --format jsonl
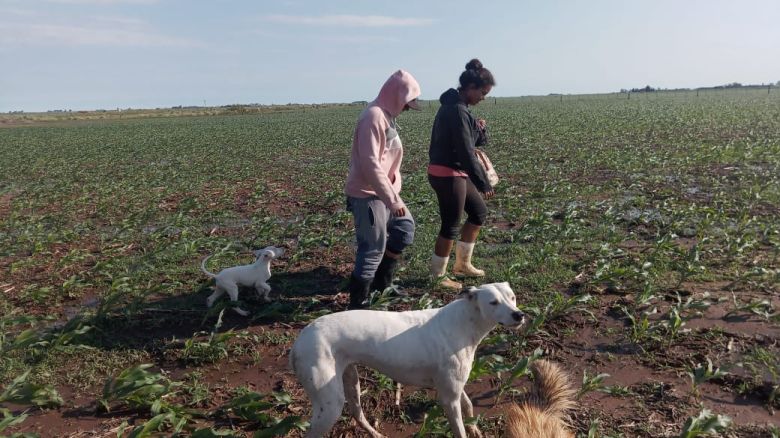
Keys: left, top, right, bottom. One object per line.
{"left": 0, "top": 408, "right": 29, "bottom": 432}
{"left": 577, "top": 370, "right": 610, "bottom": 399}
{"left": 587, "top": 418, "right": 600, "bottom": 438}
{"left": 190, "top": 428, "right": 238, "bottom": 438}
{"left": 545, "top": 292, "right": 595, "bottom": 321}
{"left": 620, "top": 305, "right": 660, "bottom": 346}
{"left": 4, "top": 318, "right": 92, "bottom": 354}
{"left": 368, "top": 288, "right": 402, "bottom": 310}
{"left": 0, "top": 370, "right": 63, "bottom": 408}
{"left": 116, "top": 412, "right": 187, "bottom": 438}
{"left": 687, "top": 358, "right": 728, "bottom": 396}
{"left": 469, "top": 354, "right": 504, "bottom": 382}
{"left": 414, "top": 405, "right": 450, "bottom": 437}
{"left": 601, "top": 385, "right": 635, "bottom": 397}
{"left": 182, "top": 309, "right": 236, "bottom": 365}
{"left": 253, "top": 416, "right": 309, "bottom": 438}
{"left": 99, "top": 364, "right": 172, "bottom": 413}
{"left": 218, "top": 391, "right": 306, "bottom": 437}
{"left": 496, "top": 348, "right": 544, "bottom": 396}
{"left": 678, "top": 409, "right": 731, "bottom": 438}
{"left": 725, "top": 293, "right": 775, "bottom": 320}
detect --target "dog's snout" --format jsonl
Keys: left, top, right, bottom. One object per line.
{"left": 512, "top": 311, "right": 524, "bottom": 322}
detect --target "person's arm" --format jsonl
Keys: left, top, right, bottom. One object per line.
{"left": 475, "top": 118, "right": 489, "bottom": 147}
{"left": 355, "top": 116, "right": 405, "bottom": 213}
{"left": 452, "top": 108, "right": 492, "bottom": 193}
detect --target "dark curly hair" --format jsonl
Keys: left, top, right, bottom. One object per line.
{"left": 458, "top": 58, "right": 496, "bottom": 90}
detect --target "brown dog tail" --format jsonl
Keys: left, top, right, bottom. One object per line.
{"left": 528, "top": 359, "right": 576, "bottom": 416}
{"left": 505, "top": 360, "right": 577, "bottom": 438}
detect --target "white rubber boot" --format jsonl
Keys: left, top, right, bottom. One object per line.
{"left": 453, "top": 241, "right": 485, "bottom": 277}
{"left": 430, "top": 254, "right": 462, "bottom": 289}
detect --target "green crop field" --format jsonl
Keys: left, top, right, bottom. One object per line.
{"left": 1, "top": 88, "right": 779, "bottom": 437}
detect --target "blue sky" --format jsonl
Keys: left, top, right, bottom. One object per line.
{"left": 1, "top": 0, "right": 778, "bottom": 112}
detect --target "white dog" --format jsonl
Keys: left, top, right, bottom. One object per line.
{"left": 200, "top": 246, "right": 284, "bottom": 316}
{"left": 289, "top": 282, "right": 525, "bottom": 438}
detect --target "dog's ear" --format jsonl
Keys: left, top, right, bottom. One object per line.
{"left": 458, "top": 286, "right": 478, "bottom": 300}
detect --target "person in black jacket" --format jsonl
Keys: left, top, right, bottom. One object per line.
{"left": 428, "top": 59, "right": 496, "bottom": 289}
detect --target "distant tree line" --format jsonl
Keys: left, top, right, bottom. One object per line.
{"left": 620, "top": 81, "right": 779, "bottom": 93}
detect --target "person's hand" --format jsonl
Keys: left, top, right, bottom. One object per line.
{"left": 476, "top": 119, "right": 487, "bottom": 130}
{"left": 482, "top": 190, "right": 495, "bottom": 200}
{"left": 393, "top": 206, "right": 406, "bottom": 217}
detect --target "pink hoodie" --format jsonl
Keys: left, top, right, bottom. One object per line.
{"left": 345, "top": 70, "right": 421, "bottom": 211}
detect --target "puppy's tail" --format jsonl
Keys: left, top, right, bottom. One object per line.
{"left": 528, "top": 359, "right": 576, "bottom": 416}
{"left": 200, "top": 255, "right": 217, "bottom": 278}
{"left": 505, "top": 360, "right": 576, "bottom": 438}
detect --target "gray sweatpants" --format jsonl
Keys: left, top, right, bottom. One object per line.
{"left": 347, "top": 196, "right": 415, "bottom": 281}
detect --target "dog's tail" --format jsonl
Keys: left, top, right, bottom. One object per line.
{"left": 505, "top": 360, "right": 576, "bottom": 438}
{"left": 528, "top": 359, "right": 576, "bottom": 416}
{"left": 200, "top": 255, "right": 217, "bottom": 278}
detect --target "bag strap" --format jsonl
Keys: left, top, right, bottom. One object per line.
{"left": 475, "top": 149, "right": 490, "bottom": 170}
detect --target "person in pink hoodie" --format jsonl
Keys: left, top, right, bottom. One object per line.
{"left": 344, "top": 70, "right": 421, "bottom": 309}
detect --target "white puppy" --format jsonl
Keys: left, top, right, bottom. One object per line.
{"left": 289, "top": 282, "right": 524, "bottom": 438}
{"left": 200, "top": 246, "right": 284, "bottom": 316}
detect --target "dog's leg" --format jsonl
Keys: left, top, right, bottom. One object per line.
{"left": 343, "top": 364, "right": 386, "bottom": 438}
{"left": 303, "top": 366, "right": 346, "bottom": 438}
{"left": 460, "top": 391, "right": 483, "bottom": 438}
{"left": 206, "top": 287, "right": 224, "bottom": 308}
{"left": 255, "top": 281, "right": 272, "bottom": 302}
{"left": 224, "top": 283, "right": 249, "bottom": 316}
{"left": 438, "top": 388, "right": 468, "bottom": 438}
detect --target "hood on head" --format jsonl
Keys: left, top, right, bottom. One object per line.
{"left": 439, "top": 88, "right": 462, "bottom": 105}
{"left": 375, "top": 70, "right": 421, "bottom": 117}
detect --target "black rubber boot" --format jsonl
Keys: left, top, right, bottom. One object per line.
{"left": 347, "top": 275, "right": 371, "bottom": 310}
{"left": 371, "top": 256, "right": 408, "bottom": 296}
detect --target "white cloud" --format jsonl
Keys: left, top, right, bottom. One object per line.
{"left": 46, "top": 0, "right": 160, "bottom": 4}
{"left": 262, "top": 14, "right": 435, "bottom": 27}
{"left": 0, "top": 23, "right": 201, "bottom": 47}
{"left": 0, "top": 14, "right": 202, "bottom": 48}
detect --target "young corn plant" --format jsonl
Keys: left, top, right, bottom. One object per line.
{"left": 3, "top": 317, "right": 92, "bottom": 355}
{"left": 577, "top": 370, "right": 610, "bottom": 399}
{"left": 0, "top": 370, "right": 63, "bottom": 408}
{"left": 99, "top": 364, "right": 173, "bottom": 413}
{"left": 545, "top": 292, "right": 595, "bottom": 321}
{"left": 189, "top": 428, "right": 238, "bottom": 438}
{"left": 620, "top": 305, "right": 660, "bottom": 347}
{"left": 660, "top": 292, "right": 714, "bottom": 344}
{"left": 220, "top": 391, "right": 307, "bottom": 436}
{"left": 725, "top": 293, "right": 775, "bottom": 320}
{"left": 414, "top": 405, "right": 451, "bottom": 437}
{"left": 495, "top": 348, "right": 544, "bottom": 397}
{"left": 368, "top": 288, "right": 402, "bottom": 310}
{"left": 601, "top": 385, "right": 635, "bottom": 397}
{"left": 115, "top": 412, "right": 188, "bottom": 438}
{"left": 661, "top": 306, "right": 686, "bottom": 343}
{"left": 469, "top": 354, "right": 504, "bottom": 382}
{"left": 587, "top": 418, "right": 600, "bottom": 438}
{"left": 515, "top": 304, "right": 548, "bottom": 345}
{"left": 687, "top": 358, "right": 728, "bottom": 397}
{"left": 0, "top": 408, "right": 29, "bottom": 433}
{"left": 677, "top": 409, "right": 731, "bottom": 438}
{"left": 182, "top": 309, "right": 236, "bottom": 365}
{"left": 674, "top": 240, "right": 707, "bottom": 289}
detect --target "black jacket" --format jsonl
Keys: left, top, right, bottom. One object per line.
{"left": 428, "top": 88, "right": 491, "bottom": 192}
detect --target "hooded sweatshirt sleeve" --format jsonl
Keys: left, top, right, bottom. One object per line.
{"left": 355, "top": 113, "right": 405, "bottom": 210}
{"left": 452, "top": 107, "right": 492, "bottom": 193}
